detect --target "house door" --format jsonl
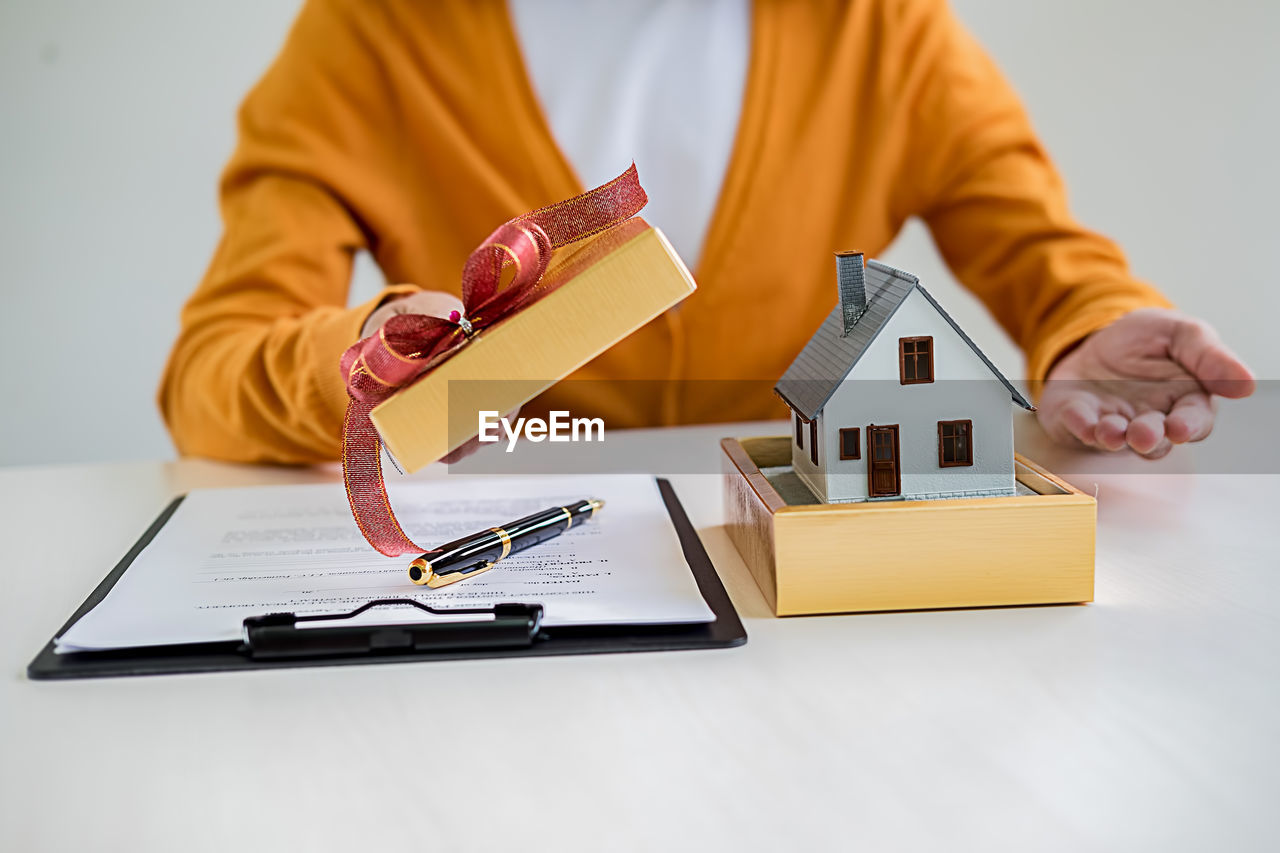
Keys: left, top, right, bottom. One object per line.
{"left": 867, "top": 425, "right": 901, "bottom": 497}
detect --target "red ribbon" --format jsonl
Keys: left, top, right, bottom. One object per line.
{"left": 340, "top": 165, "right": 647, "bottom": 556}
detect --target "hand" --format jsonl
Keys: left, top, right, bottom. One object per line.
{"left": 1037, "top": 308, "right": 1255, "bottom": 459}
{"left": 360, "top": 290, "right": 463, "bottom": 339}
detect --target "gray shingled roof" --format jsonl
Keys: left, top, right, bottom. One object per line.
{"left": 775, "top": 260, "right": 1034, "bottom": 420}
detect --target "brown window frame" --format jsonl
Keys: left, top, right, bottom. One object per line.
{"left": 937, "top": 419, "right": 974, "bottom": 467}
{"left": 839, "top": 427, "right": 861, "bottom": 460}
{"left": 809, "top": 418, "right": 819, "bottom": 466}
{"left": 795, "top": 413, "right": 804, "bottom": 450}
{"left": 899, "top": 336, "right": 934, "bottom": 385}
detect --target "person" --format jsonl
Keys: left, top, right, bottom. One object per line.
{"left": 159, "top": 0, "right": 1254, "bottom": 465}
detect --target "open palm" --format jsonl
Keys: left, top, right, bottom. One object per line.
{"left": 1038, "top": 308, "right": 1254, "bottom": 459}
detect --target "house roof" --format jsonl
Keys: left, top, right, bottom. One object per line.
{"left": 774, "top": 259, "right": 1035, "bottom": 420}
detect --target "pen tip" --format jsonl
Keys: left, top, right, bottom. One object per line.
{"left": 589, "top": 498, "right": 605, "bottom": 511}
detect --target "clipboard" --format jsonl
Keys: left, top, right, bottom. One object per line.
{"left": 28, "top": 479, "right": 745, "bottom": 680}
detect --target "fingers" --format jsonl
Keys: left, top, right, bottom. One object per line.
{"left": 441, "top": 436, "right": 482, "bottom": 465}
{"left": 1127, "top": 391, "right": 1217, "bottom": 456}
{"left": 442, "top": 408, "right": 521, "bottom": 466}
{"left": 390, "top": 291, "right": 464, "bottom": 319}
{"left": 1137, "top": 439, "right": 1173, "bottom": 460}
{"left": 1056, "top": 398, "right": 1099, "bottom": 447}
{"left": 1170, "top": 318, "right": 1256, "bottom": 399}
{"left": 361, "top": 291, "right": 465, "bottom": 339}
{"left": 1095, "top": 414, "right": 1129, "bottom": 451}
{"left": 1041, "top": 393, "right": 1185, "bottom": 459}
{"left": 1125, "top": 410, "right": 1172, "bottom": 458}
{"left": 1077, "top": 409, "right": 1182, "bottom": 457}
{"left": 1053, "top": 394, "right": 1213, "bottom": 459}
{"left": 1165, "top": 392, "right": 1215, "bottom": 443}
{"left": 1124, "top": 410, "right": 1164, "bottom": 454}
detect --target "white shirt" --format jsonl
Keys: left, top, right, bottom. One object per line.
{"left": 508, "top": 0, "right": 750, "bottom": 270}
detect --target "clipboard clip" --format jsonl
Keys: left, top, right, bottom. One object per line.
{"left": 241, "top": 598, "right": 544, "bottom": 660}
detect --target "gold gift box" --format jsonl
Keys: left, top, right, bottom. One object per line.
{"left": 371, "top": 219, "right": 696, "bottom": 473}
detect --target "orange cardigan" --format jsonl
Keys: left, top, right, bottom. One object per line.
{"left": 159, "top": 0, "right": 1170, "bottom": 464}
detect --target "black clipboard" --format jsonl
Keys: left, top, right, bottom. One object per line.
{"left": 28, "top": 479, "right": 745, "bottom": 680}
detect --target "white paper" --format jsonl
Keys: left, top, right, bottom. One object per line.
{"left": 56, "top": 474, "right": 713, "bottom": 652}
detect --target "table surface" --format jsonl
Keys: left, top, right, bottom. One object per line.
{"left": 2, "top": 420, "right": 1277, "bottom": 852}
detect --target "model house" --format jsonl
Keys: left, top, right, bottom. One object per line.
{"left": 775, "top": 252, "right": 1034, "bottom": 503}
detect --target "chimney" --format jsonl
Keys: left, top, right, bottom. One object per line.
{"left": 835, "top": 251, "right": 866, "bottom": 335}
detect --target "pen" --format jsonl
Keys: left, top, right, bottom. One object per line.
{"left": 408, "top": 498, "right": 605, "bottom": 587}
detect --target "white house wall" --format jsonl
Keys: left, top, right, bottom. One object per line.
{"left": 818, "top": 289, "right": 1018, "bottom": 502}
{"left": 791, "top": 411, "right": 829, "bottom": 502}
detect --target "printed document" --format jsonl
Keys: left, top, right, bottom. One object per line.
{"left": 56, "top": 474, "right": 714, "bottom": 652}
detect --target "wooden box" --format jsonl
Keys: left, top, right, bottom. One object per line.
{"left": 722, "top": 436, "right": 1095, "bottom": 616}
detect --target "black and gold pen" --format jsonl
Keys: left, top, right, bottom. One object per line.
{"left": 408, "top": 498, "right": 604, "bottom": 588}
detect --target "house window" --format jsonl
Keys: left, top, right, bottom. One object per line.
{"left": 839, "top": 428, "right": 861, "bottom": 460}
{"left": 899, "top": 336, "right": 934, "bottom": 384}
{"left": 795, "top": 413, "right": 804, "bottom": 450}
{"left": 809, "top": 418, "right": 819, "bottom": 466}
{"left": 938, "top": 420, "right": 973, "bottom": 467}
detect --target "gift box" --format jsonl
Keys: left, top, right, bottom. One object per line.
{"left": 370, "top": 218, "right": 695, "bottom": 473}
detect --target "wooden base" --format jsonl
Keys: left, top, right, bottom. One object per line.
{"left": 722, "top": 436, "right": 1096, "bottom": 616}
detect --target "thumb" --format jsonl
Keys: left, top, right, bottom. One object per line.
{"left": 1170, "top": 319, "right": 1256, "bottom": 399}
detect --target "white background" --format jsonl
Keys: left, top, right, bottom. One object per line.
{"left": 1, "top": 0, "right": 1276, "bottom": 466}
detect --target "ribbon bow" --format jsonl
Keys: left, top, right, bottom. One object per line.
{"left": 340, "top": 165, "right": 647, "bottom": 556}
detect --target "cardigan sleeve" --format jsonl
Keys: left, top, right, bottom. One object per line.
{"left": 893, "top": 0, "right": 1172, "bottom": 383}
{"left": 157, "top": 0, "right": 419, "bottom": 463}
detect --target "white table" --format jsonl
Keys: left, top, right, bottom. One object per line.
{"left": 2, "top": 421, "right": 1277, "bottom": 852}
